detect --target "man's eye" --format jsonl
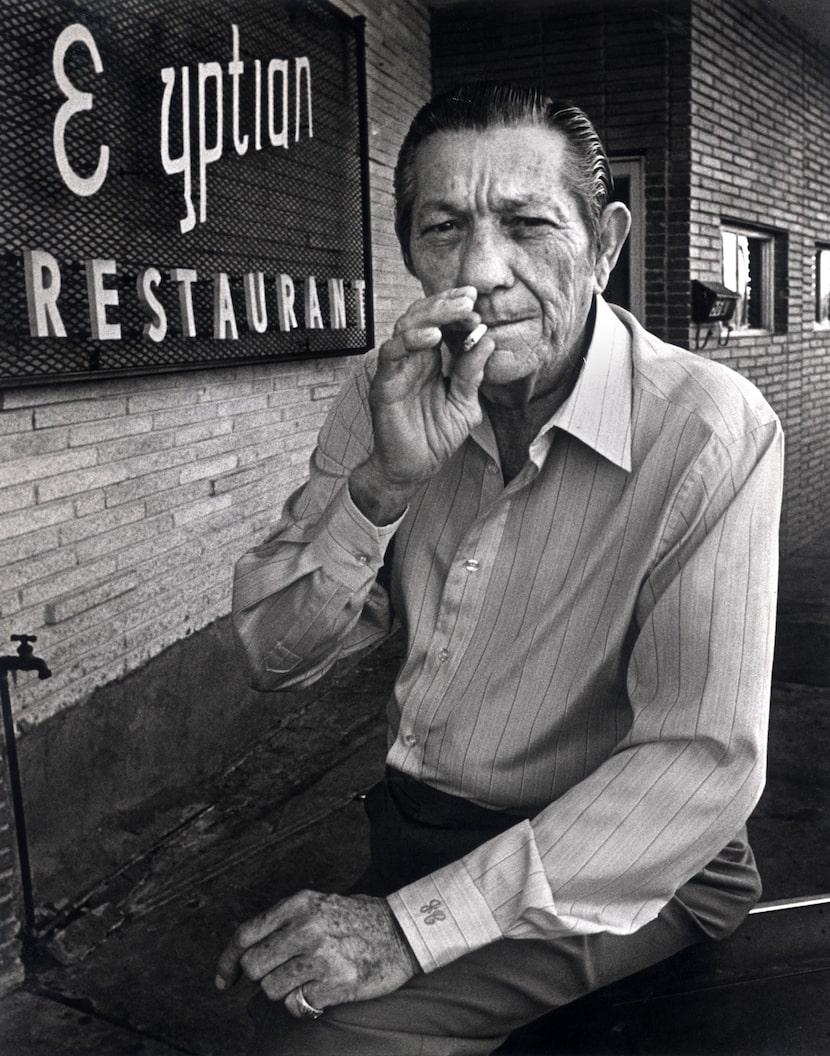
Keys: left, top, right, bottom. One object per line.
{"left": 510, "top": 216, "right": 553, "bottom": 231}
{"left": 422, "top": 220, "right": 458, "bottom": 235}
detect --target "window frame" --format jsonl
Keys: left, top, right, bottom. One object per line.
{"left": 814, "top": 245, "right": 830, "bottom": 331}
{"left": 720, "top": 222, "right": 776, "bottom": 335}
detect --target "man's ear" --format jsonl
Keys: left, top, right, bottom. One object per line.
{"left": 593, "top": 202, "right": 632, "bottom": 294}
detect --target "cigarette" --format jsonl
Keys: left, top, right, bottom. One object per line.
{"left": 462, "top": 323, "right": 488, "bottom": 351}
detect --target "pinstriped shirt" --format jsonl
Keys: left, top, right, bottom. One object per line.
{"left": 233, "top": 297, "right": 783, "bottom": 972}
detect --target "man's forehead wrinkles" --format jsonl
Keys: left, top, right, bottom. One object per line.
{"left": 416, "top": 196, "right": 464, "bottom": 215}
{"left": 415, "top": 189, "right": 570, "bottom": 220}
{"left": 495, "top": 194, "right": 570, "bottom": 216}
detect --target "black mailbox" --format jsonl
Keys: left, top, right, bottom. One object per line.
{"left": 692, "top": 279, "right": 740, "bottom": 349}
{"left": 692, "top": 279, "right": 739, "bottom": 325}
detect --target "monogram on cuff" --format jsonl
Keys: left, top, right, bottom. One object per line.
{"left": 419, "top": 899, "right": 446, "bottom": 925}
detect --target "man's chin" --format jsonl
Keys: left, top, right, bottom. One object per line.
{"left": 481, "top": 349, "right": 538, "bottom": 387}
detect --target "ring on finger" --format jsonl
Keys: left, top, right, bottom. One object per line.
{"left": 286, "top": 984, "right": 324, "bottom": 1020}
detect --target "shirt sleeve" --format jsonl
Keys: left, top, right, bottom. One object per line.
{"left": 389, "top": 417, "right": 784, "bottom": 972}
{"left": 232, "top": 365, "right": 403, "bottom": 690}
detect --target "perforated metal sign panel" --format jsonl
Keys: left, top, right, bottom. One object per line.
{"left": 0, "top": 0, "right": 373, "bottom": 385}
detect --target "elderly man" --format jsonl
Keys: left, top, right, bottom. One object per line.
{"left": 217, "top": 82, "right": 783, "bottom": 1055}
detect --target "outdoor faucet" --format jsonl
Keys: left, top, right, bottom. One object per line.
{"left": 0, "top": 634, "right": 52, "bottom": 680}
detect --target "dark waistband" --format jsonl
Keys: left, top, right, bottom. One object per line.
{"left": 383, "top": 766, "right": 535, "bottom": 832}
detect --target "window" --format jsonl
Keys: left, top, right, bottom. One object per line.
{"left": 720, "top": 225, "right": 774, "bottom": 332}
{"left": 815, "top": 246, "right": 830, "bottom": 328}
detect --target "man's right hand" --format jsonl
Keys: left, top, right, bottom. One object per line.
{"left": 349, "top": 286, "right": 494, "bottom": 524}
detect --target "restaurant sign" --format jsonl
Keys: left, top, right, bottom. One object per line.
{"left": 0, "top": 0, "right": 373, "bottom": 385}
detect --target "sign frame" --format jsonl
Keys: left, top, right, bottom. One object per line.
{"left": 0, "top": 0, "right": 374, "bottom": 388}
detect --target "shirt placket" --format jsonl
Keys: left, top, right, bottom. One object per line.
{"left": 396, "top": 508, "right": 507, "bottom": 755}
{"left": 397, "top": 445, "right": 546, "bottom": 758}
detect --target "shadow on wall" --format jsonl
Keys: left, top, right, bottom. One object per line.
{"left": 16, "top": 617, "right": 401, "bottom": 910}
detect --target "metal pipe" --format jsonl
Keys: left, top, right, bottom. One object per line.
{"left": 0, "top": 635, "right": 52, "bottom": 946}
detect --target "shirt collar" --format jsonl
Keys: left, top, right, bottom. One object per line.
{"left": 548, "top": 295, "right": 633, "bottom": 472}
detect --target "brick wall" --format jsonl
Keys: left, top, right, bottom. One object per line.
{"left": 689, "top": 0, "right": 830, "bottom": 553}
{"left": 0, "top": 0, "right": 429, "bottom": 728}
{"left": 0, "top": 0, "right": 431, "bottom": 992}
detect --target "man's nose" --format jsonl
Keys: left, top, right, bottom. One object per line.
{"left": 455, "top": 224, "right": 515, "bottom": 294}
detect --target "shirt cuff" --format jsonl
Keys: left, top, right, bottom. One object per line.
{"left": 387, "top": 861, "right": 503, "bottom": 973}
{"left": 315, "top": 482, "right": 404, "bottom": 592}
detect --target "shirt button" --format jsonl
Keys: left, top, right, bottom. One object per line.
{"left": 464, "top": 558, "right": 480, "bottom": 573}
{"left": 487, "top": 462, "right": 499, "bottom": 475}
{"left": 438, "top": 648, "right": 450, "bottom": 663}
{"left": 403, "top": 732, "right": 417, "bottom": 746}
{"left": 357, "top": 554, "right": 369, "bottom": 565}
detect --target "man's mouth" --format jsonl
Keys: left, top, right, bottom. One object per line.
{"left": 444, "top": 317, "right": 537, "bottom": 353}
{"left": 481, "top": 316, "right": 533, "bottom": 330}
{"left": 481, "top": 318, "right": 539, "bottom": 346}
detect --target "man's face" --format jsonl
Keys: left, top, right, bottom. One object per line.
{"left": 409, "top": 124, "right": 603, "bottom": 402}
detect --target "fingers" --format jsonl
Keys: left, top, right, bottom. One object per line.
{"left": 397, "top": 285, "right": 478, "bottom": 332}
{"left": 214, "top": 893, "right": 306, "bottom": 991}
{"left": 447, "top": 332, "right": 496, "bottom": 409}
{"left": 235, "top": 898, "right": 295, "bottom": 949}
{"left": 391, "top": 326, "right": 444, "bottom": 357}
{"left": 215, "top": 926, "right": 252, "bottom": 991}
{"left": 386, "top": 286, "right": 480, "bottom": 361}
{"left": 258, "top": 953, "right": 319, "bottom": 1003}
{"left": 239, "top": 927, "right": 300, "bottom": 983}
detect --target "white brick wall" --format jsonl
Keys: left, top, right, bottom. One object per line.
{"left": 0, "top": 0, "right": 431, "bottom": 726}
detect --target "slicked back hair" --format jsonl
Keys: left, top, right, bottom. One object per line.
{"left": 394, "top": 81, "right": 613, "bottom": 273}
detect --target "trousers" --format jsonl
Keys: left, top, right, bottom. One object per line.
{"left": 247, "top": 768, "right": 761, "bottom": 1055}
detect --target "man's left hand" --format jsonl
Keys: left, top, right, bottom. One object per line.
{"left": 215, "top": 890, "right": 420, "bottom": 1014}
